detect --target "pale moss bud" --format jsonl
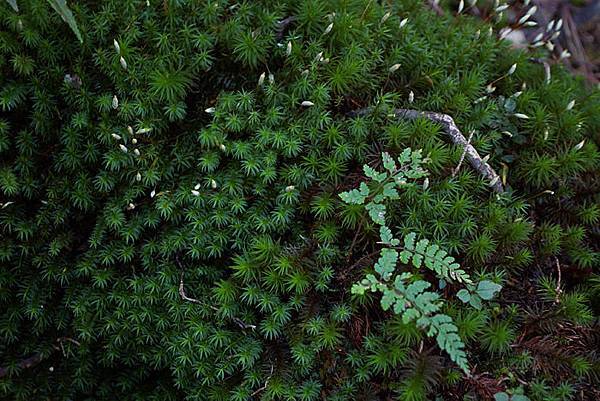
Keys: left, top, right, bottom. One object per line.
{"left": 119, "top": 144, "right": 128, "bottom": 153}
{"left": 389, "top": 63, "right": 401, "bottom": 73}
{"left": 566, "top": 100, "right": 575, "bottom": 111}
{"left": 380, "top": 12, "right": 391, "bottom": 24}
{"left": 301, "top": 100, "right": 314, "bottom": 107}
{"left": 573, "top": 140, "right": 585, "bottom": 151}
{"left": 211, "top": 179, "right": 217, "bottom": 189}
{"left": 112, "top": 95, "right": 118, "bottom": 109}
{"left": 119, "top": 56, "right": 127, "bottom": 70}
{"left": 113, "top": 39, "right": 120, "bottom": 54}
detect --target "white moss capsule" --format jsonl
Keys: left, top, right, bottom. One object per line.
{"left": 513, "top": 91, "right": 523, "bottom": 98}
{"left": 286, "top": 41, "right": 292, "bottom": 56}
{"left": 399, "top": 18, "right": 408, "bottom": 29}
{"left": 408, "top": 91, "right": 414, "bottom": 103}
{"left": 119, "top": 56, "right": 127, "bottom": 70}
{"left": 258, "top": 72, "right": 266, "bottom": 86}
{"left": 219, "top": 144, "right": 226, "bottom": 151}
{"left": 112, "top": 95, "right": 119, "bottom": 109}
{"left": 268, "top": 73, "right": 274, "bottom": 84}
{"left": 324, "top": 22, "right": 334, "bottom": 35}
{"left": 205, "top": 107, "right": 216, "bottom": 114}
{"left": 150, "top": 189, "right": 156, "bottom": 198}
{"left": 127, "top": 203, "right": 135, "bottom": 210}
{"left": 533, "top": 32, "right": 544, "bottom": 42}
{"left": 119, "top": 144, "right": 128, "bottom": 153}
{"left": 543, "top": 129, "right": 549, "bottom": 140}
{"left": 191, "top": 190, "right": 200, "bottom": 196}
{"left": 526, "top": 5, "right": 537, "bottom": 16}
{"left": 546, "top": 20, "right": 555, "bottom": 32}
{"left": 524, "top": 21, "right": 537, "bottom": 27}
{"left": 556, "top": 19, "right": 563, "bottom": 31}
{"left": 314, "top": 52, "right": 323, "bottom": 63}
{"left": 423, "top": 177, "right": 429, "bottom": 191}
{"left": 513, "top": 113, "right": 529, "bottom": 119}
{"left": 485, "top": 84, "right": 496, "bottom": 94}
{"left": 507, "top": 63, "right": 517, "bottom": 75}
{"left": 111, "top": 133, "right": 121, "bottom": 140}
{"left": 194, "top": 183, "right": 201, "bottom": 190}
{"left": 134, "top": 149, "right": 140, "bottom": 156}
{"left": 113, "top": 39, "right": 120, "bottom": 54}
{"left": 132, "top": 138, "right": 138, "bottom": 145}
{"left": 566, "top": 100, "right": 575, "bottom": 111}
{"left": 211, "top": 179, "right": 217, "bottom": 189}
{"left": 389, "top": 63, "right": 401, "bottom": 73}
{"left": 135, "top": 172, "right": 141, "bottom": 182}
{"left": 285, "top": 185, "right": 295, "bottom": 192}
{"left": 573, "top": 140, "right": 585, "bottom": 151}
{"left": 457, "top": 0, "right": 464, "bottom": 13}
{"left": 127, "top": 126, "right": 134, "bottom": 135}
{"left": 518, "top": 13, "right": 531, "bottom": 24}
{"left": 301, "top": 100, "right": 314, "bottom": 107}
{"left": 495, "top": 4, "right": 509, "bottom": 12}
{"left": 380, "top": 12, "right": 391, "bottom": 24}
{"left": 136, "top": 127, "right": 152, "bottom": 134}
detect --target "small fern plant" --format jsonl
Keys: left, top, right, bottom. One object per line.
{"left": 341, "top": 149, "right": 502, "bottom": 373}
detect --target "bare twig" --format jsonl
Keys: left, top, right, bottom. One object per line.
{"left": 276, "top": 16, "right": 296, "bottom": 42}
{"left": 350, "top": 108, "right": 505, "bottom": 193}
{"left": 554, "top": 256, "right": 562, "bottom": 304}
{"left": 56, "top": 337, "right": 81, "bottom": 347}
{"left": 176, "top": 256, "right": 256, "bottom": 330}
{"left": 0, "top": 354, "right": 44, "bottom": 378}
{"left": 251, "top": 365, "right": 274, "bottom": 397}
{"left": 453, "top": 129, "right": 474, "bottom": 177}
{"left": 179, "top": 272, "right": 205, "bottom": 305}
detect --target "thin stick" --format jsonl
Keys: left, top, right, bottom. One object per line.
{"left": 554, "top": 257, "right": 562, "bottom": 304}
{"left": 453, "top": 129, "right": 474, "bottom": 177}
{"left": 0, "top": 354, "right": 44, "bottom": 378}
{"left": 350, "top": 108, "right": 505, "bottom": 193}
{"left": 251, "top": 365, "right": 274, "bottom": 397}
{"left": 177, "top": 257, "right": 256, "bottom": 330}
